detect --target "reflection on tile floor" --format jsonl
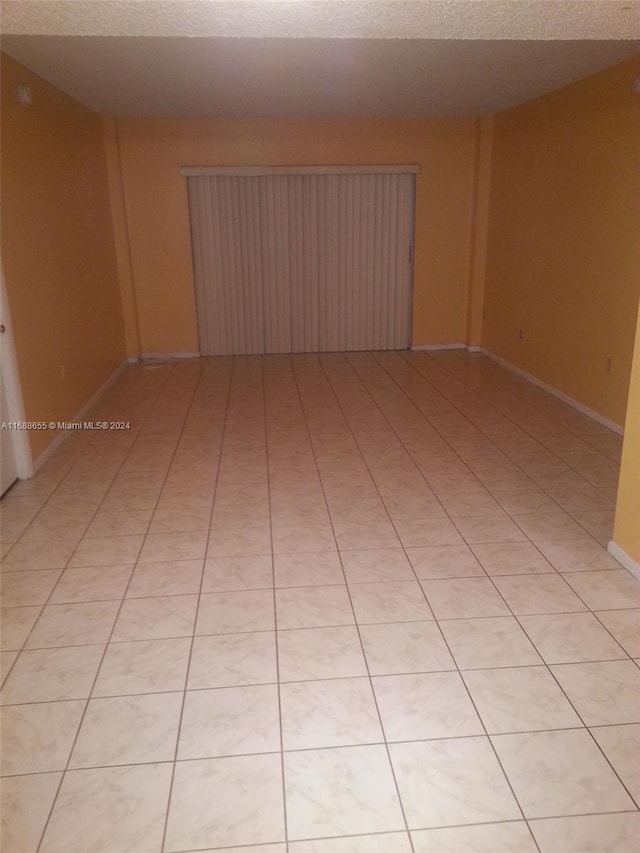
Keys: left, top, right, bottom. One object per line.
{"left": 1, "top": 350, "right": 639, "bottom": 852}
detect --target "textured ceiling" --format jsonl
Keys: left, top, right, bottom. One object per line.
{"left": 3, "top": 1, "right": 640, "bottom": 40}
{"left": 1, "top": 1, "right": 639, "bottom": 117}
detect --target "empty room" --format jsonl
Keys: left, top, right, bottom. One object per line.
{"left": 1, "top": 1, "right": 639, "bottom": 851}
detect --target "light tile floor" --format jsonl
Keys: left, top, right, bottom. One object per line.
{"left": 1, "top": 350, "right": 639, "bottom": 853}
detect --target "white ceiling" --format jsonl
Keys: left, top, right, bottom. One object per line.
{"left": 1, "top": 1, "right": 639, "bottom": 117}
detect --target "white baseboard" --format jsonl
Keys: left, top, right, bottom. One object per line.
{"left": 411, "top": 343, "right": 467, "bottom": 351}
{"left": 32, "top": 361, "right": 127, "bottom": 474}
{"left": 131, "top": 352, "right": 201, "bottom": 362}
{"left": 477, "top": 348, "right": 624, "bottom": 435}
{"left": 467, "top": 345, "right": 483, "bottom": 353}
{"left": 607, "top": 540, "right": 640, "bottom": 580}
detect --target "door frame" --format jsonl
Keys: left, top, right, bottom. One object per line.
{"left": 1, "top": 262, "right": 33, "bottom": 482}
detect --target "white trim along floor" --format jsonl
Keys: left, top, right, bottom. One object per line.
{"left": 1, "top": 350, "right": 638, "bottom": 852}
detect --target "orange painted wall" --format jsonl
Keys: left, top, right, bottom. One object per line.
{"left": 0, "top": 54, "right": 125, "bottom": 460}
{"left": 613, "top": 301, "right": 640, "bottom": 564}
{"left": 482, "top": 57, "right": 640, "bottom": 427}
{"left": 111, "top": 117, "right": 477, "bottom": 355}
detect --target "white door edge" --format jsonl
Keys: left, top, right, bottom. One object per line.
{"left": 1, "top": 262, "right": 34, "bottom": 484}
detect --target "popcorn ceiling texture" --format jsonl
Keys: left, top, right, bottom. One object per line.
{"left": 2, "top": 0, "right": 640, "bottom": 40}
{"left": 1, "top": 1, "right": 638, "bottom": 116}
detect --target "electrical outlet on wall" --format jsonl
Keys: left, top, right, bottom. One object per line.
{"left": 606, "top": 358, "right": 612, "bottom": 375}
{"left": 60, "top": 365, "right": 66, "bottom": 381}
{"left": 518, "top": 328, "right": 524, "bottom": 340}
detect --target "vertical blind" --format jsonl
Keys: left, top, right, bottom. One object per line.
{"left": 187, "top": 171, "right": 415, "bottom": 355}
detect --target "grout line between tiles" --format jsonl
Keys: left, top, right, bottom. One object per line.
{"left": 32, "top": 361, "right": 187, "bottom": 853}
{"left": 263, "top": 355, "right": 291, "bottom": 853}
{"left": 159, "top": 357, "right": 233, "bottom": 853}
{"left": 292, "top": 353, "right": 418, "bottom": 853}
{"left": 315, "top": 352, "right": 543, "bottom": 852}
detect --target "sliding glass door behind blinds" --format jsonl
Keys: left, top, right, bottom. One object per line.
{"left": 187, "top": 171, "right": 415, "bottom": 355}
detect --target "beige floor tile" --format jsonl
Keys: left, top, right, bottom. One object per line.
{"left": 519, "top": 612, "right": 628, "bottom": 663}
{"left": 562, "top": 570, "right": 640, "bottom": 610}
{"left": 210, "top": 503, "right": 271, "bottom": 529}
{"left": 271, "top": 503, "right": 330, "bottom": 526}
{"left": 471, "top": 541, "right": 553, "bottom": 575}
{"left": 550, "top": 660, "right": 640, "bottom": 725}
{"left": 349, "top": 581, "right": 432, "bottom": 624}
{"left": 590, "top": 723, "right": 640, "bottom": 802}
{"left": 390, "top": 736, "right": 520, "bottom": 828}
{"left": 454, "top": 516, "right": 527, "bottom": 544}
{"left": 492, "top": 573, "right": 587, "bottom": 615}
{"left": 462, "top": 665, "right": 582, "bottom": 733}
{"left": 186, "top": 845, "right": 286, "bottom": 853}
{"left": 421, "top": 577, "right": 510, "bottom": 619}
{"left": 196, "top": 589, "right": 275, "bottom": 634}
{"left": 536, "top": 539, "right": 622, "bottom": 572}
{"left": 1, "top": 645, "right": 104, "bottom": 704}
{"left": 359, "top": 621, "right": 454, "bottom": 676}
{"left": 494, "top": 491, "right": 561, "bottom": 515}
{"left": 19, "top": 519, "right": 87, "bottom": 543}
{"left": 285, "top": 745, "right": 404, "bottom": 840}
{"left": 546, "top": 485, "right": 614, "bottom": 514}
{"left": 492, "top": 729, "right": 634, "bottom": 818}
{"left": 40, "top": 763, "right": 173, "bottom": 853}
{"left": 203, "top": 555, "right": 273, "bottom": 592}
{"left": 289, "top": 835, "right": 411, "bottom": 853}
{"left": 571, "top": 510, "right": 615, "bottom": 538}
{"left": 0, "top": 651, "right": 18, "bottom": 685}
{"left": 150, "top": 504, "right": 213, "bottom": 533}
{"left": 93, "top": 637, "right": 191, "bottom": 696}
{"left": 214, "top": 482, "right": 269, "bottom": 505}
{"left": 0, "top": 606, "right": 42, "bottom": 651}
{"left": 178, "top": 684, "right": 280, "bottom": 759}
{"left": 272, "top": 525, "right": 337, "bottom": 554}
{"left": 49, "top": 564, "right": 133, "bottom": 604}
{"left": 0, "top": 570, "right": 62, "bottom": 607}
{"left": 0, "top": 540, "right": 76, "bottom": 572}
{"left": 274, "top": 552, "right": 343, "bottom": 587}
{"left": 101, "top": 486, "right": 162, "bottom": 511}
{"left": 439, "top": 492, "right": 506, "bottom": 517}
{"left": 530, "top": 812, "right": 640, "bottom": 853}
{"left": 512, "top": 513, "right": 591, "bottom": 543}
{"left": 278, "top": 626, "right": 367, "bottom": 681}
{"left": 188, "top": 631, "right": 277, "bottom": 689}
{"left": 333, "top": 519, "right": 401, "bottom": 550}
{"left": 412, "top": 822, "right": 538, "bottom": 852}
{"left": 0, "top": 772, "right": 62, "bottom": 853}
{"left": 382, "top": 493, "right": 444, "bottom": 521}
{"left": 207, "top": 527, "right": 272, "bottom": 557}
{"left": 280, "top": 677, "right": 382, "bottom": 750}
{"left": 85, "top": 508, "right": 153, "bottom": 538}
{"left": 595, "top": 609, "right": 640, "bottom": 657}
{"left": 127, "top": 559, "right": 204, "bottom": 597}
{"left": 394, "top": 517, "right": 464, "bottom": 548}
{"left": 138, "top": 531, "right": 208, "bottom": 563}
{"left": 440, "top": 616, "right": 542, "bottom": 669}
{"left": 165, "top": 754, "right": 285, "bottom": 851}
{"left": 276, "top": 584, "right": 353, "bottom": 629}
{"left": 69, "top": 535, "right": 144, "bottom": 567}
{"left": 26, "top": 600, "right": 120, "bottom": 648}
{"left": 70, "top": 692, "right": 182, "bottom": 767}
{"left": 157, "top": 489, "right": 214, "bottom": 511}
{"left": 1, "top": 700, "right": 84, "bottom": 775}
{"left": 373, "top": 671, "right": 483, "bottom": 741}
{"left": 406, "top": 544, "right": 484, "bottom": 579}
{"left": 341, "top": 549, "right": 414, "bottom": 584}
{"left": 2, "top": 355, "right": 636, "bottom": 851}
